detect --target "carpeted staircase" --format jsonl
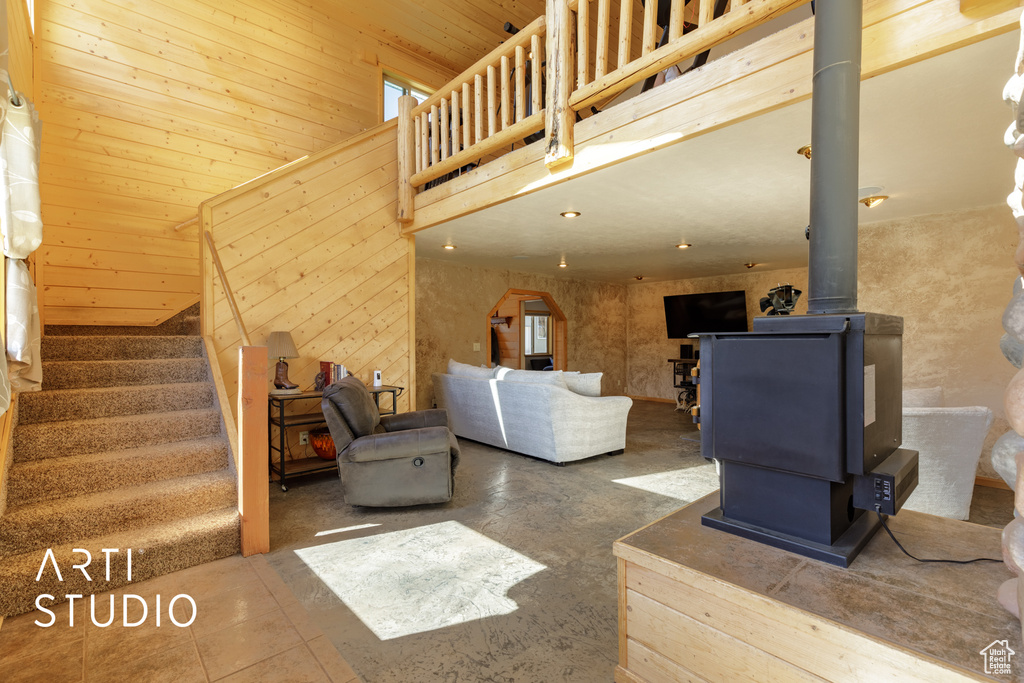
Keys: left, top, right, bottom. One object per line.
{"left": 0, "top": 307, "right": 240, "bottom": 616}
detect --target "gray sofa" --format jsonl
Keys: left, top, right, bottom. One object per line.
{"left": 432, "top": 360, "right": 632, "bottom": 464}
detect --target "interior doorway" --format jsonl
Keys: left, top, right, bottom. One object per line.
{"left": 486, "top": 289, "right": 567, "bottom": 371}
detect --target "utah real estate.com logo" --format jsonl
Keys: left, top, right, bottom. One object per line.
{"left": 33, "top": 548, "right": 197, "bottom": 628}
{"left": 981, "top": 640, "right": 1015, "bottom": 676}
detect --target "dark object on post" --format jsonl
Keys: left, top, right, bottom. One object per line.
{"left": 321, "top": 376, "right": 459, "bottom": 507}
{"left": 759, "top": 284, "right": 802, "bottom": 316}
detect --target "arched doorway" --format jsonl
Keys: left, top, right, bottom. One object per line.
{"left": 486, "top": 289, "right": 567, "bottom": 371}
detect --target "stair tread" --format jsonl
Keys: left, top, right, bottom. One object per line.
{"left": 21, "top": 380, "right": 213, "bottom": 398}
{"left": 3, "top": 469, "right": 236, "bottom": 520}
{"left": 0, "top": 508, "right": 239, "bottom": 616}
{"left": 16, "top": 406, "right": 220, "bottom": 432}
{"left": 0, "top": 507, "right": 239, "bottom": 567}
{"left": 11, "top": 435, "right": 229, "bottom": 471}
{"left": 42, "top": 357, "right": 205, "bottom": 366}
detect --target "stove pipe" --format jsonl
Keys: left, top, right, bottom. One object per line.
{"left": 806, "top": 0, "right": 863, "bottom": 315}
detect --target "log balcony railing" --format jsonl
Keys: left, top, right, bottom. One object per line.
{"left": 396, "top": 0, "right": 809, "bottom": 223}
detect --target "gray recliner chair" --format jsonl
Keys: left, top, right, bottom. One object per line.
{"left": 321, "top": 376, "right": 459, "bottom": 507}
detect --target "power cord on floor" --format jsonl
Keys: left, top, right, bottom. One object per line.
{"left": 875, "top": 508, "right": 1002, "bottom": 565}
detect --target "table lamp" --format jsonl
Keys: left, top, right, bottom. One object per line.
{"left": 267, "top": 331, "right": 300, "bottom": 393}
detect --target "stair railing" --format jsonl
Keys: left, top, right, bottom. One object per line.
{"left": 203, "top": 230, "right": 251, "bottom": 346}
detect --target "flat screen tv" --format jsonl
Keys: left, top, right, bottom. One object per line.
{"left": 664, "top": 290, "right": 748, "bottom": 338}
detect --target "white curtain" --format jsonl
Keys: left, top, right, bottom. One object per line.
{"left": 0, "top": 94, "right": 42, "bottom": 258}
{"left": 7, "top": 258, "right": 39, "bottom": 392}
{"left": 0, "top": 87, "right": 43, "bottom": 401}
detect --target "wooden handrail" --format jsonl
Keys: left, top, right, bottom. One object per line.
{"left": 204, "top": 230, "right": 251, "bottom": 346}
{"left": 569, "top": 0, "right": 811, "bottom": 112}
{"left": 412, "top": 15, "right": 547, "bottom": 118}
{"left": 173, "top": 216, "right": 198, "bottom": 232}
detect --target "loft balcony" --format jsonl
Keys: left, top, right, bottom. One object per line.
{"left": 395, "top": 0, "right": 1022, "bottom": 239}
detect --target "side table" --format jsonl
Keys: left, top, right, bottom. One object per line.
{"left": 268, "top": 390, "right": 333, "bottom": 492}
{"left": 368, "top": 384, "right": 404, "bottom": 416}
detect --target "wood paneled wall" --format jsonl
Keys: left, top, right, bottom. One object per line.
{"left": 203, "top": 123, "right": 414, "bottom": 451}
{"left": 35, "top": 0, "right": 454, "bottom": 326}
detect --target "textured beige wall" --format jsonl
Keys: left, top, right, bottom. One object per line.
{"left": 626, "top": 269, "right": 810, "bottom": 401}
{"left": 624, "top": 204, "right": 1017, "bottom": 475}
{"left": 415, "top": 258, "right": 628, "bottom": 410}
{"left": 859, "top": 205, "right": 1017, "bottom": 477}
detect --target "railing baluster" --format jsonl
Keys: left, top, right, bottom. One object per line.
{"left": 420, "top": 112, "right": 429, "bottom": 171}
{"left": 475, "top": 74, "right": 484, "bottom": 144}
{"left": 516, "top": 45, "right": 526, "bottom": 122}
{"left": 430, "top": 105, "right": 440, "bottom": 165}
{"left": 440, "top": 98, "right": 450, "bottom": 159}
{"left": 699, "top": 0, "right": 713, "bottom": 27}
{"left": 414, "top": 115, "right": 422, "bottom": 174}
{"left": 670, "top": 0, "right": 684, "bottom": 40}
{"left": 501, "top": 55, "right": 511, "bottom": 130}
{"left": 643, "top": 0, "right": 658, "bottom": 55}
{"left": 488, "top": 64, "right": 497, "bottom": 137}
{"left": 462, "top": 82, "right": 472, "bottom": 150}
{"left": 595, "top": 0, "right": 610, "bottom": 78}
{"left": 450, "top": 90, "right": 460, "bottom": 156}
{"left": 617, "top": 0, "right": 633, "bottom": 69}
{"left": 578, "top": 0, "right": 589, "bottom": 88}
{"left": 531, "top": 35, "right": 543, "bottom": 115}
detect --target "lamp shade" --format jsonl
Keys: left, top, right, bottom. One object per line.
{"left": 266, "top": 331, "right": 299, "bottom": 360}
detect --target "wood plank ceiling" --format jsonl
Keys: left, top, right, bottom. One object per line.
{"left": 324, "top": 0, "right": 546, "bottom": 76}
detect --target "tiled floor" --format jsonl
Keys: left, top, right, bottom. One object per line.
{"left": 0, "top": 554, "right": 362, "bottom": 683}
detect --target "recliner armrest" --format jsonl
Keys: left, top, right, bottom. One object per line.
{"left": 379, "top": 409, "right": 449, "bottom": 432}
{"left": 344, "top": 425, "right": 452, "bottom": 463}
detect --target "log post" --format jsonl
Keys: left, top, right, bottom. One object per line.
{"left": 397, "top": 94, "right": 417, "bottom": 224}
{"left": 545, "top": 0, "right": 575, "bottom": 169}
{"left": 238, "top": 346, "right": 269, "bottom": 557}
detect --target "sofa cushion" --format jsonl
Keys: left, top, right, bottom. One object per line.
{"left": 501, "top": 369, "right": 567, "bottom": 389}
{"left": 903, "top": 386, "right": 943, "bottom": 408}
{"left": 563, "top": 372, "right": 602, "bottom": 397}
{"left": 447, "top": 358, "right": 496, "bottom": 379}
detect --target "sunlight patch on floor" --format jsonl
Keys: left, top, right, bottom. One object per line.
{"left": 314, "top": 523, "right": 381, "bottom": 537}
{"left": 613, "top": 465, "right": 719, "bottom": 502}
{"left": 294, "top": 521, "right": 546, "bottom": 640}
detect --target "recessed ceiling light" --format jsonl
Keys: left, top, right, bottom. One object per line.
{"left": 635, "top": 275, "right": 644, "bottom": 281}
{"left": 676, "top": 243, "right": 691, "bottom": 250}
{"left": 797, "top": 145, "right": 812, "bottom": 159}
{"left": 443, "top": 244, "right": 456, "bottom": 250}
{"left": 560, "top": 211, "right": 581, "bottom": 218}
{"left": 558, "top": 259, "right": 567, "bottom": 268}
{"left": 744, "top": 263, "right": 758, "bottom": 269}
{"left": 859, "top": 195, "right": 889, "bottom": 208}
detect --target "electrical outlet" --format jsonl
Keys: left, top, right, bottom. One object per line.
{"left": 299, "top": 431, "right": 309, "bottom": 445}
{"left": 473, "top": 342, "right": 481, "bottom": 351}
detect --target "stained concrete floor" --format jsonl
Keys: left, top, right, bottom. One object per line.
{"left": 264, "top": 400, "right": 1015, "bottom": 683}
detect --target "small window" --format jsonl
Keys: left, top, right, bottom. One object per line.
{"left": 383, "top": 74, "right": 430, "bottom": 122}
